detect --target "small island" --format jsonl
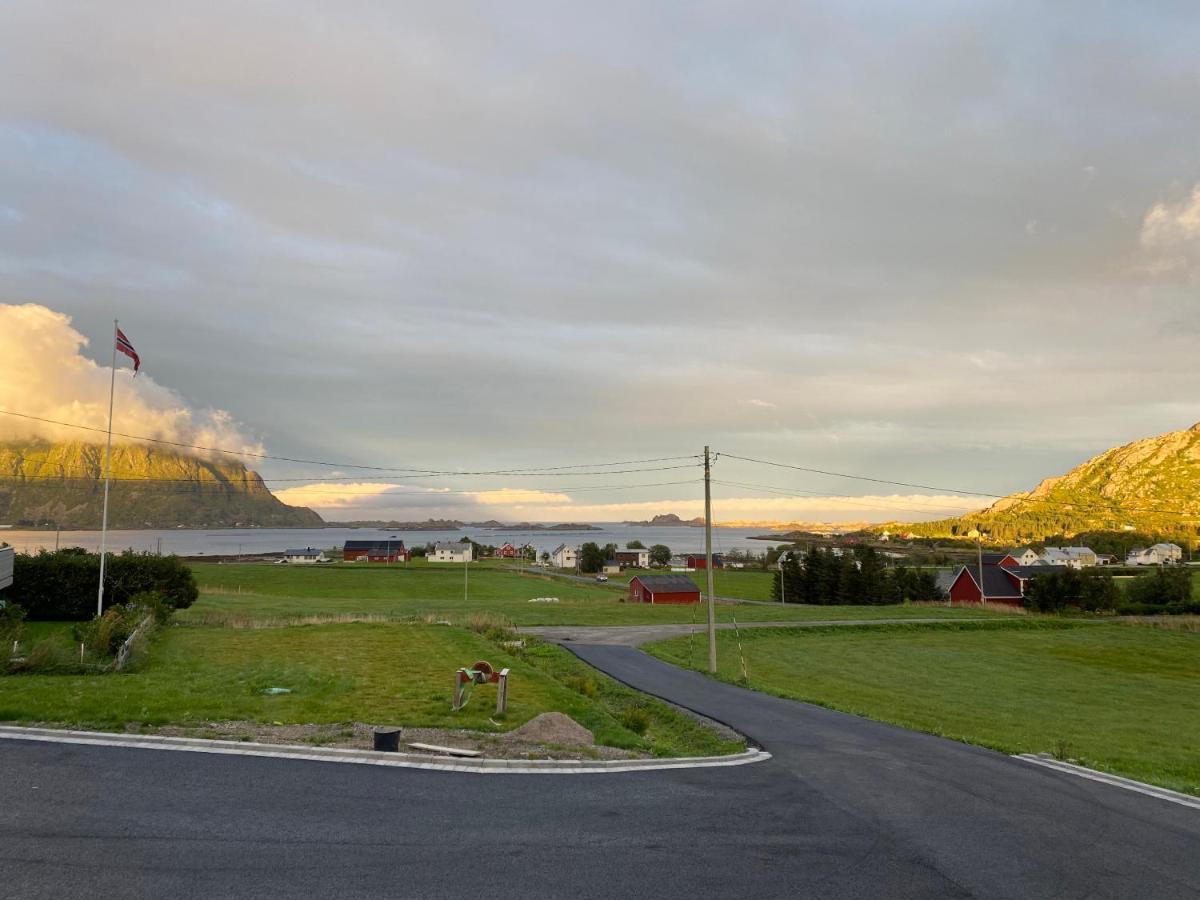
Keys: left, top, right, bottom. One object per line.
{"left": 622, "top": 513, "right": 705, "bottom": 527}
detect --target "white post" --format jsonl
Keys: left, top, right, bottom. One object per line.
{"left": 97, "top": 319, "right": 118, "bottom": 618}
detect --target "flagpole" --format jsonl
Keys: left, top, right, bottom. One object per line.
{"left": 97, "top": 318, "right": 118, "bottom": 618}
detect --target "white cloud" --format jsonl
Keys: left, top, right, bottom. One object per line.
{"left": 1139, "top": 184, "right": 1200, "bottom": 275}
{"left": 272, "top": 482, "right": 405, "bottom": 508}
{"left": 467, "top": 488, "right": 571, "bottom": 506}
{"left": 0, "top": 303, "right": 261, "bottom": 453}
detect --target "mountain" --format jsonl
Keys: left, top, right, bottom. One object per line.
{"left": 623, "top": 513, "right": 705, "bottom": 527}
{"left": 0, "top": 440, "right": 323, "bottom": 529}
{"left": 897, "top": 423, "right": 1200, "bottom": 543}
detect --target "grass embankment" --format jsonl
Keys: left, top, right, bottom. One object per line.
{"left": 0, "top": 621, "right": 740, "bottom": 757}
{"left": 186, "top": 562, "right": 999, "bottom": 626}
{"left": 647, "top": 620, "right": 1200, "bottom": 795}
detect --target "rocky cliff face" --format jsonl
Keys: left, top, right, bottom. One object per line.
{"left": 901, "top": 424, "right": 1200, "bottom": 542}
{"left": 0, "top": 441, "right": 324, "bottom": 528}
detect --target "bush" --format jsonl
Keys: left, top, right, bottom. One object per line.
{"left": 619, "top": 706, "right": 651, "bottom": 735}
{"left": 0, "top": 598, "right": 25, "bottom": 644}
{"left": 1125, "top": 567, "right": 1192, "bottom": 608}
{"left": 1024, "top": 569, "right": 1120, "bottom": 613}
{"left": 11, "top": 550, "right": 198, "bottom": 620}
{"left": 565, "top": 675, "right": 598, "bottom": 698}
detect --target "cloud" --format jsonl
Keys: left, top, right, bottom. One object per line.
{"left": 0, "top": 303, "right": 261, "bottom": 453}
{"left": 467, "top": 488, "right": 571, "bottom": 506}
{"left": 746, "top": 399, "right": 776, "bottom": 409}
{"left": 272, "top": 482, "right": 405, "bottom": 508}
{"left": 1139, "top": 184, "right": 1200, "bottom": 275}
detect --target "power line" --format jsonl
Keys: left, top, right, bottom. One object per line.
{"left": 0, "top": 408, "right": 699, "bottom": 474}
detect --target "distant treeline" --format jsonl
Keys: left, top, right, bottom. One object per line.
{"left": 772, "top": 547, "right": 944, "bottom": 605}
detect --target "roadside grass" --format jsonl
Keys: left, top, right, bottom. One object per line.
{"left": 0, "top": 621, "right": 740, "bottom": 757}
{"left": 646, "top": 620, "right": 1200, "bottom": 795}
{"left": 551, "top": 566, "right": 779, "bottom": 601}
{"left": 185, "top": 562, "right": 1004, "bottom": 626}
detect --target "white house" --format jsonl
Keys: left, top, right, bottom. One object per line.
{"left": 1011, "top": 548, "right": 1040, "bottom": 567}
{"left": 283, "top": 547, "right": 327, "bottom": 565}
{"left": 0, "top": 545, "right": 13, "bottom": 591}
{"left": 550, "top": 544, "right": 578, "bottom": 569}
{"left": 1127, "top": 543, "right": 1183, "bottom": 566}
{"left": 1040, "top": 546, "right": 1097, "bottom": 569}
{"left": 430, "top": 542, "right": 473, "bottom": 563}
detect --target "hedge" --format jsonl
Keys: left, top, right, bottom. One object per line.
{"left": 8, "top": 549, "right": 198, "bottom": 620}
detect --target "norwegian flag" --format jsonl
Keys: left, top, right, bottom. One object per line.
{"left": 115, "top": 327, "right": 140, "bottom": 374}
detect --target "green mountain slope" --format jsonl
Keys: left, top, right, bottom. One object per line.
{"left": 0, "top": 441, "right": 324, "bottom": 529}
{"left": 899, "top": 423, "right": 1200, "bottom": 543}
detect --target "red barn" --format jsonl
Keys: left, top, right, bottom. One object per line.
{"left": 343, "top": 540, "right": 410, "bottom": 563}
{"left": 947, "top": 564, "right": 1045, "bottom": 607}
{"left": 686, "top": 553, "right": 724, "bottom": 570}
{"left": 495, "top": 543, "right": 518, "bottom": 558}
{"left": 627, "top": 574, "right": 701, "bottom": 605}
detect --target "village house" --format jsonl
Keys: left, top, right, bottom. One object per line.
{"left": 947, "top": 562, "right": 1048, "bottom": 607}
{"left": 601, "top": 560, "right": 621, "bottom": 575}
{"left": 343, "top": 540, "right": 410, "bottom": 563}
{"left": 614, "top": 548, "right": 650, "bottom": 568}
{"left": 430, "top": 542, "right": 474, "bottom": 563}
{"left": 550, "top": 544, "right": 577, "bottom": 569}
{"left": 494, "top": 542, "right": 518, "bottom": 559}
{"left": 1041, "top": 546, "right": 1097, "bottom": 568}
{"left": 686, "top": 553, "right": 724, "bottom": 570}
{"left": 283, "top": 547, "right": 327, "bottom": 565}
{"left": 1010, "top": 548, "right": 1040, "bottom": 567}
{"left": 1127, "top": 543, "right": 1183, "bottom": 566}
{"left": 626, "top": 574, "right": 701, "bottom": 604}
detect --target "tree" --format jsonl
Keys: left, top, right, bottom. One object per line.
{"left": 649, "top": 544, "right": 671, "bottom": 566}
{"left": 1126, "top": 567, "right": 1192, "bottom": 608}
{"left": 625, "top": 540, "right": 646, "bottom": 550}
{"left": 579, "top": 542, "right": 605, "bottom": 574}
{"left": 540, "top": 551, "right": 550, "bottom": 564}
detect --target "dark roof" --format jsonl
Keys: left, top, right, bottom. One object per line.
{"left": 686, "top": 552, "right": 724, "bottom": 560}
{"left": 1004, "top": 566, "right": 1055, "bottom": 580}
{"left": 285, "top": 548, "right": 322, "bottom": 556}
{"left": 344, "top": 540, "right": 407, "bottom": 552}
{"left": 632, "top": 574, "right": 701, "bottom": 594}
{"left": 980, "top": 553, "right": 1013, "bottom": 566}
{"left": 958, "top": 565, "right": 1023, "bottom": 598}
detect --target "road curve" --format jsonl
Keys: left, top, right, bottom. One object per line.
{"left": 0, "top": 646, "right": 1197, "bottom": 898}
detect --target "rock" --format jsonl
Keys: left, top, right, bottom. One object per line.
{"left": 502, "top": 712, "right": 594, "bottom": 746}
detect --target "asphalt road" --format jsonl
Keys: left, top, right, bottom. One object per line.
{"left": 2, "top": 645, "right": 1198, "bottom": 898}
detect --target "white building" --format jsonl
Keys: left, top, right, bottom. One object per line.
{"left": 283, "top": 547, "right": 327, "bottom": 564}
{"left": 0, "top": 545, "right": 13, "bottom": 591}
{"left": 1011, "top": 548, "right": 1040, "bottom": 567}
{"left": 550, "top": 544, "right": 578, "bottom": 569}
{"left": 1040, "top": 546, "right": 1097, "bottom": 569}
{"left": 430, "top": 542, "right": 473, "bottom": 563}
{"left": 1127, "top": 543, "right": 1183, "bottom": 566}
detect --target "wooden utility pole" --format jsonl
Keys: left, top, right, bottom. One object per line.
{"left": 704, "top": 446, "right": 716, "bottom": 673}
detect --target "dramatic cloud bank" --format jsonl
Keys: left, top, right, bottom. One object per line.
{"left": 0, "top": 303, "right": 262, "bottom": 454}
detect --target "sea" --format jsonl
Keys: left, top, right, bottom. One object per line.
{"left": 0, "top": 525, "right": 785, "bottom": 558}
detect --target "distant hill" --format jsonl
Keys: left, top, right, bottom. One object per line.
{"left": 896, "top": 423, "right": 1200, "bottom": 544}
{"left": 623, "top": 513, "right": 705, "bottom": 527}
{"left": 0, "top": 440, "right": 323, "bottom": 529}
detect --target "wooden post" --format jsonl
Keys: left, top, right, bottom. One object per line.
{"left": 496, "top": 669, "right": 510, "bottom": 714}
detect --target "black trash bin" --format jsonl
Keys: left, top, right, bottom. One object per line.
{"left": 373, "top": 727, "right": 400, "bottom": 752}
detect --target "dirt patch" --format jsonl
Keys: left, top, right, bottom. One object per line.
{"left": 90, "top": 719, "right": 643, "bottom": 761}
{"left": 501, "top": 712, "right": 594, "bottom": 746}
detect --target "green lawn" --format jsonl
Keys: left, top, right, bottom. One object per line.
{"left": 187, "top": 562, "right": 1000, "bottom": 626}
{"left": 0, "top": 622, "right": 739, "bottom": 757}
{"left": 548, "top": 566, "right": 778, "bottom": 601}
{"left": 647, "top": 621, "right": 1200, "bottom": 795}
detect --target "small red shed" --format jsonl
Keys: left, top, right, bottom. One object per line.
{"left": 686, "top": 553, "right": 724, "bottom": 570}
{"left": 627, "top": 574, "right": 701, "bottom": 605}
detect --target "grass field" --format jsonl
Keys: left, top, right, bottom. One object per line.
{"left": 646, "top": 620, "right": 1200, "bottom": 795}
{"left": 187, "top": 562, "right": 999, "bottom": 626}
{"left": 545, "top": 565, "right": 779, "bottom": 601}
{"left": 0, "top": 622, "right": 740, "bottom": 757}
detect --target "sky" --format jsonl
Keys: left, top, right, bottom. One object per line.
{"left": 2, "top": 2, "right": 1199, "bottom": 524}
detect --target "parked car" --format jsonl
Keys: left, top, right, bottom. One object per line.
{"left": 594, "top": 575, "right": 608, "bottom": 582}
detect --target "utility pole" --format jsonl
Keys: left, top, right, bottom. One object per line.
{"left": 464, "top": 549, "right": 469, "bottom": 603}
{"left": 976, "top": 531, "right": 986, "bottom": 605}
{"left": 704, "top": 446, "right": 716, "bottom": 673}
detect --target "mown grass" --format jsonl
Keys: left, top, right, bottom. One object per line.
{"left": 186, "top": 562, "right": 1001, "bottom": 626}
{"left": 0, "top": 621, "right": 741, "bottom": 757}
{"left": 647, "top": 620, "right": 1200, "bottom": 795}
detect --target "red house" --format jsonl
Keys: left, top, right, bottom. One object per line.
{"left": 495, "top": 543, "right": 518, "bottom": 558}
{"left": 627, "top": 574, "right": 701, "bottom": 605}
{"left": 686, "top": 553, "right": 724, "bottom": 570}
{"left": 947, "top": 563, "right": 1045, "bottom": 607}
{"left": 343, "top": 540, "right": 410, "bottom": 563}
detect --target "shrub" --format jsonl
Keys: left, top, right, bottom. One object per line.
{"left": 10, "top": 550, "right": 198, "bottom": 620}
{"left": 619, "top": 706, "right": 651, "bottom": 735}
{"left": 8, "top": 638, "right": 78, "bottom": 674}
{"left": 0, "top": 598, "right": 25, "bottom": 644}
{"left": 565, "top": 675, "right": 598, "bottom": 698}
{"left": 1125, "top": 567, "right": 1192, "bottom": 608}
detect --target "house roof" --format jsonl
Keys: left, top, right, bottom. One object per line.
{"left": 433, "top": 542, "right": 468, "bottom": 552}
{"left": 980, "top": 553, "right": 1013, "bottom": 566}
{"left": 344, "top": 540, "right": 406, "bottom": 552}
{"left": 285, "top": 548, "right": 323, "bottom": 556}
{"left": 632, "top": 574, "right": 700, "bottom": 594}
{"left": 1152, "top": 543, "right": 1182, "bottom": 551}
{"left": 551, "top": 543, "right": 572, "bottom": 555}
{"left": 957, "top": 565, "right": 1023, "bottom": 598}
